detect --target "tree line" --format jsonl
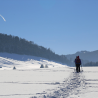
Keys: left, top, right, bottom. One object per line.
{"left": 83, "top": 61, "right": 98, "bottom": 67}
{"left": 0, "top": 33, "right": 72, "bottom": 65}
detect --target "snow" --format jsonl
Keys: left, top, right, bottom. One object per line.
{"left": 0, "top": 53, "right": 98, "bottom": 98}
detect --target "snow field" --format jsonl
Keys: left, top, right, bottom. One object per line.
{"left": 80, "top": 67, "right": 98, "bottom": 98}
{"left": 0, "top": 53, "right": 98, "bottom": 98}
{"left": 0, "top": 53, "right": 71, "bottom": 98}
{"left": 0, "top": 68, "right": 72, "bottom": 98}
{"left": 35, "top": 67, "right": 98, "bottom": 98}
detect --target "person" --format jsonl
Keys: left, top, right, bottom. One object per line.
{"left": 74, "top": 56, "right": 81, "bottom": 72}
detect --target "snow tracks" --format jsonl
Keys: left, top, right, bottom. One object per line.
{"left": 32, "top": 70, "right": 87, "bottom": 98}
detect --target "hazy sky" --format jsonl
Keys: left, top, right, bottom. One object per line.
{"left": 0, "top": 0, "right": 98, "bottom": 55}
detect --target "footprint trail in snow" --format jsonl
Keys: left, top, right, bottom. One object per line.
{"left": 35, "top": 71, "right": 87, "bottom": 98}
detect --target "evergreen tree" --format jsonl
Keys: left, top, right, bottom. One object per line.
{"left": 0, "top": 33, "right": 72, "bottom": 65}
{"left": 40, "top": 64, "right": 44, "bottom": 68}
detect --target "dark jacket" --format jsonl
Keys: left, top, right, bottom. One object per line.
{"left": 75, "top": 58, "right": 81, "bottom": 65}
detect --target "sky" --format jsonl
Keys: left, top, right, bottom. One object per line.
{"left": 0, "top": 0, "right": 98, "bottom": 55}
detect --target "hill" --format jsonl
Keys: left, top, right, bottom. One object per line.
{"left": 83, "top": 61, "right": 98, "bottom": 67}
{"left": 0, "top": 52, "right": 67, "bottom": 69}
{"left": 65, "top": 50, "right": 98, "bottom": 64}
{"left": 0, "top": 33, "right": 72, "bottom": 66}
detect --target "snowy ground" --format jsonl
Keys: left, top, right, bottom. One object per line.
{"left": 0, "top": 53, "right": 98, "bottom": 98}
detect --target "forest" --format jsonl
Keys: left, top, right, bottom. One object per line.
{"left": 83, "top": 61, "right": 98, "bottom": 67}
{"left": 0, "top": 33, "right": 72, "bottom": 66}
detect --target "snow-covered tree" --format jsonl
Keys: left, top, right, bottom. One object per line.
{"left": 40, "top": 64, "right": 44, "bottom": 68}
{"left": 45, "top": 64, "right": 48, "bottom": 68}
{"left": 13, "top": 66, "right": 16, "bottom": 70}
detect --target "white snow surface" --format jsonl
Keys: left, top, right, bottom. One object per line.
{"left": 0, "top": 53, "right": 98, "bottom": 98}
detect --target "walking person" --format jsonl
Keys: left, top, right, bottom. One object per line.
{"left": 74, "top": 56, "right": 81, "bottom": 72}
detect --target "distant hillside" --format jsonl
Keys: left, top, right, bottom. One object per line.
{"left": 65, "top": 50, "right": 98, "bottom": 64}
{"left": 83, "top": 61, "right": 98, "bottom": 67}
{"left": 0, "top": 33, "right": 72, "bottom": 66}
{"left": 0, "top": 52, "right": 67, "bottom": 69}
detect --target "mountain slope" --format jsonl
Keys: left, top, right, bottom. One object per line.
{"left": 0, "top": 33, "right": 71, "bottom": 65}
{"left": 65, "top": 50, "right": 98, "bottom": 64}
{"left": 0, "top": 52, "right": 67, "bottom": 70}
